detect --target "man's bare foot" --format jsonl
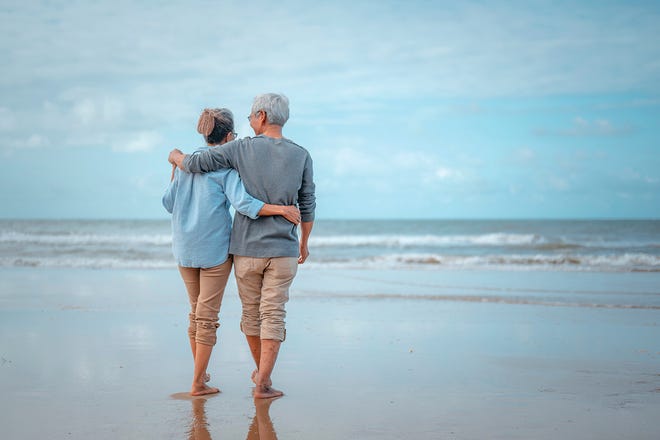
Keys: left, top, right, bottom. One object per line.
{"left": 191, "top": 383, "right": 220, "bottom": 396}
{"left": 253, "top": 385, "right": 283, "bottom": 399}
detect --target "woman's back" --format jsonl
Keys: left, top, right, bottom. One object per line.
{"left": 163, "top": 147, "right": 263, "bottom": 268}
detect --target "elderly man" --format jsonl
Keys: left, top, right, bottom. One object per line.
{"left": 169, "top": 93, "right": 315, "bottom": 398}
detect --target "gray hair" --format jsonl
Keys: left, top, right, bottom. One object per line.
{"left": 251, "top": 93, "right": 290, "bottom": 126}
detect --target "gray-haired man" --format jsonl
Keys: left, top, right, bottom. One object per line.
{"left": 169, "top": 93, "right": 315, "bottom": 398}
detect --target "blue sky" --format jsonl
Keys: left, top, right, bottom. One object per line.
{"left": 1, "top": 0, "right": 659, "bottom": 219}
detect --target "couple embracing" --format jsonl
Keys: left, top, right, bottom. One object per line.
{"left": 164, "top": 93, "right": 315, "bottom": 399}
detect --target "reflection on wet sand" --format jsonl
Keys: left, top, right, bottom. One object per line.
{"left": 173, "top": 392, "right": 280, "bottom": 440}
{"left": 188, "top": 396, "right": 212, "bottom": 440}
{"left": 170, "top": 393, "right": 215, "bottom": 440}
{"left": 246, "top": 397, "right": 279, "bottom": 440}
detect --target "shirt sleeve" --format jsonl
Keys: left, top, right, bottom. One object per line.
{"left": 183, "top": 140, "right": 237, "bottom": 173}
{"left": 298, "top": 153, "right": 316, "bottom": 222}
{"left": 220, "top": 169, "right": 264, "bottom": 219}
{"left": 162, "top": 170, "right": 179, "bottom": 213}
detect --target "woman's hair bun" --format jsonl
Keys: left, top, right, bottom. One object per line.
{"left": 197, "top": 109, "right": 217, "bottom": 136}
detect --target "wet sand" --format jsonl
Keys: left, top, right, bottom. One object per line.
{"left": 0, "top": 267, "right": 659, "bottom": 439}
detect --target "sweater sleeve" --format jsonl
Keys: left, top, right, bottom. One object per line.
{"left": 183, "top": 141, "right": 237, "bottom": 173}
{"left": 220, "top": 169, "right": 264, "bottom": 219}
{"left": 298, "top": 154, "right": 316, "bottom": 222}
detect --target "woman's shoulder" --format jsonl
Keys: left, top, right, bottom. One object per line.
{"left": 190, "top": 146, "right": 210, "bottom": 155}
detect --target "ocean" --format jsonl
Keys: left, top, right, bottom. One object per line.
{"left": 1, "top": 219, "right": 659, "bottom": 272}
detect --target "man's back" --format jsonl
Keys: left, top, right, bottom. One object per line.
{"left": 183, "top": 134, "right": 316, "bottom": 257}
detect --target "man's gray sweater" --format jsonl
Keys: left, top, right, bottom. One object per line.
{"left": 183, "top": 135, "right": 316, "bottom": 258}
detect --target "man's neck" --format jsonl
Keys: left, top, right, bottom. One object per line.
{"left": 259, "top": 124, "right": 283, "bottom": 139}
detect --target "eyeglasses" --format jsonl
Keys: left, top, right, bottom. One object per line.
{"left": 247, "top": 110, "right": 263, "bottom": 121}
{"left": 232, "top": 132, "right": 238, "bottom": 138}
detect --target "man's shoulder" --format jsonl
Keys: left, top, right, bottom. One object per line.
{"left": 275, "top": 137, "right": 312, "bottom": 158}
{"left": 251, "top": 135, "right": 309, "bottom": 153}
{"left": 282, "top": 137, "right": 310, "bottom": 154}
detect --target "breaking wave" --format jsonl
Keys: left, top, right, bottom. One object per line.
{"left": 305, "top": 252, "right": 660, "bottom": 272}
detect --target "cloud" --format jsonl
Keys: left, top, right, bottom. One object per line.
{"left": 0, "top": 107, "right": 15, "bottom": 131}
{"left": 70, "top": 96, "right": 124, "bottom": 127}
{"left": 619, "top": 168, "right": 660, "bottom": 186}
{"left": 1, "top": 1, "right": 658, "bottom": 157}
{"left": 0, "top": 87, "right": 171, "bottom": 152}
{"left": 317, "top": 143, "right": 471, "bottom": 193}
{"left": 25, "top": 134, "right": 49, "bottom": 148}
{"left": 535, "top": 117, "right": 634, "bottom": 137}
{"left": 1, "top": 0, "right": 659, "bottom": 221}
{"left": 433, "top": 166, "right": 464, "bottom": 181}
{"left": 546, "top": 175, "right": 571, "bottom": 191}
{"left": 514, "top": 147, "right": 536, "bottom": 163}
{"left": 113, "top": 131, "right": 163, "bottom": 153}
{"left": 2, "top": 1, "right": 660, "bottom": 110}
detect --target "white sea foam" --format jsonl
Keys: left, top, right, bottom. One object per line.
{"left": 2, "top": 230, "right": 656, "bottom": 251}
{"left": 310, "top": 233, "right": 545, "bottom": 248}
{"left": 5, "top": 251, "right": 656, "bottom": 271}
{"left": 304, "top": 252, "right": 660, "bottom": 272}
{"left": 311, "top": 233, "right": 660, "bottom": 250}
{"left": 4, "top": 256, "right": 176, "bottom": 269}
{"left": 0, "top": 231, "right": 172, "bottom": 246}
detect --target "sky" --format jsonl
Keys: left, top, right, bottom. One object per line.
{"left": 1, "top": 0, "right": 659, "bottom": 220}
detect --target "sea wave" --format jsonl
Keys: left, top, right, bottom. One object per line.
{"left": 2, "top": 252, "right": 659, "bottom": 272}
{"left": 309, "top": 233, "right": 659, "bottom": 249}
{"left": 3, "top": 230, "right": 658, "bottom": 251}
{"left": 0, "top": 231, "right": 172, "bottom": 246}
{"left": 305, "top": 252, "right": 660, "bottom": 272}
{"left": 3, "top": 256, "right": 175, "bottom": 269}
{"left": 2, "top": 222, "right": 659, "bottom": 273}
{"left": 310, "top": 233, "right": 548, "bottom": 247}
{"left": 3, "top": 231, "right": 548, "bottom": 248}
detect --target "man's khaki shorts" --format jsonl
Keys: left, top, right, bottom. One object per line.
{"left": 233, "top": 256, "right": 298, "bottom": 342}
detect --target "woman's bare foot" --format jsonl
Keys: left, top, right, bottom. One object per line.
{"left": 251, "top": 369, "right": 272, "bottom": 387}
{"left": 191, "top": 383, "right": 220, "bottom": 396}
{"left": 253, "top": 384, "right": 283, "bottom": 399}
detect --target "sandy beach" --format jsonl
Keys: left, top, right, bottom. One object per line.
{"left": 1, "top": 267, "right": 659, "bottom": 439}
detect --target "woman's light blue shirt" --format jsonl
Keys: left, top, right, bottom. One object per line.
{"left": 162, "top": 147, "right": 265, "bottom": 268}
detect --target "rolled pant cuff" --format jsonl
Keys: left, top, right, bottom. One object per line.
{"left": 189, "top": 314, "right": 220, "bottom": 346}
{"left": 239, "top": 321, "right": 286, "bottom": 342}
{"left": 261, "top": 327, "right": 286, "bottom": 342}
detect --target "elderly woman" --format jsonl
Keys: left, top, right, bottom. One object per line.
{"left": 163, "top": 108, "right": 300, "bottom": 396}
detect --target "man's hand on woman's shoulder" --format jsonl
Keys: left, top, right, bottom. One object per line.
{"left": 168, "top": 149, "right": 186, "bottom": 169}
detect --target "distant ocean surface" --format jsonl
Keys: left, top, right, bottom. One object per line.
{"left": 1, "top": 219, "right": 659, "bottom": 272}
